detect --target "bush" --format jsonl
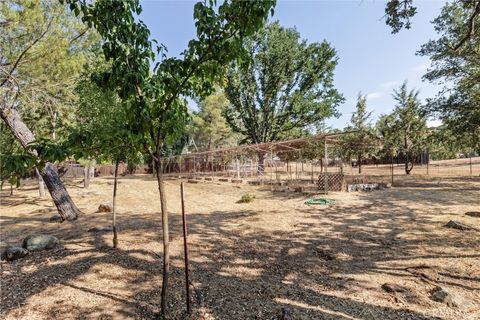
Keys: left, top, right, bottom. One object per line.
{"left": 237, "top": 193, "right": 256, "bottom": 203}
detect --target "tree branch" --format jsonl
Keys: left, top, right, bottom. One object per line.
{"left": 448, "top": 1, "right": 480, "bottom": 51}
{"left": 70, "top": 28, "right": 89, "bottom": 44}
{"left": 0, "top": 19, "right": 52, "bottom": 88}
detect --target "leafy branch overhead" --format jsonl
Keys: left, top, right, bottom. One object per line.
{"left": 385, "top": 0, "right": 480, "bottom": 52}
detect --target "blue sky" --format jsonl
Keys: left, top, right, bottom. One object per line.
{"left": 139, "top": 0, "right": 445, "bottom": 129}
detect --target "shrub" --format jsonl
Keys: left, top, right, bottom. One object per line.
{"left": 237, "top": 193, "right": 255, "bottom": 203}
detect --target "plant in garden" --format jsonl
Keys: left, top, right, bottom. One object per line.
{"left": 237, "top": 193, "right": 256, "bottom": 203}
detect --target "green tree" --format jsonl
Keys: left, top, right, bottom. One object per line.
{"left": 384, "top": 0, "right": 479, "bottom": 50}
{"left": 0, "top": 0, "right": 97, "bottom": 220}
{"left": 188, "top": 90, "right": 238, "bottom": 151}
{"left": 377, "top": 82, "right": 429, "bottom": 174}
{"left": 418, "top": 1, "right": 480, "bottom": 152}
{"left": 64, "top": 0, "right": 276, "bottom": 314}
{"left": 70, "top": 62, "right": 144, "bottom": 248}
{"left": 223, "top": 22, "right": 343, "bottom": 167}
{"left": 343, "top": 93, "right": 378, "bottom": 173}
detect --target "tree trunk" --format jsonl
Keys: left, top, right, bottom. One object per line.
{"left": 405, "top": 158, "right": 414, "bottom": 175}
{"left": 84, "top": 165, "right": 90, "bottom": 188}
{"left": 89, "top": 161, "right": 95, "bottom": 179}
{"left": 257, "top": 151, "right": 266, "bottom": 173}
{"left": 0, "top": 106, "right": 80, "bottom": 221}
{"left": 36, "top": 168, "right": 46, "bottom": 198}
{"left": 112, "top": 157, "right": 120, "bottom": 248}
{"left": 154, "top": 156, "right": 170, "bottom": 315}
{"left": 358, "top": 152, "right": 362, "bottom": 174}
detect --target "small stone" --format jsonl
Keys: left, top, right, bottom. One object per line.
{"left": 22, "top": 234, "right": 59, "bottom": 252}
{"left": 444, "top": 220, "right": 478, "bottom": 231}
{"left": 2, "top": 247, "right": 29, "bottom": 261}
{"left": 382, "top": 283, "right": 407, "bottom": 293}
{"left": 98, "top": 203, "right": 112, "bottom": 213}
{"left": 37, "top": 207, "right": 55, "bottom": 214}
{"left": 88, "top": 226, "right": 112, "bottom": 232}
{"left": 430, "top": 286, "right": 463, "bottom": 308}
{"left": 465, "top": 211, "right": 480, "bottom": 218}
{"left": 49, "top": 214, "right": 63, "bottom": 223}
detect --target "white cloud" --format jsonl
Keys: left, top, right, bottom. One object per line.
{"left": 366, "top": 92, "right": 383, "bottom": 100}
{"left": 380, "top": 80, "right": 402, "bottom": 88}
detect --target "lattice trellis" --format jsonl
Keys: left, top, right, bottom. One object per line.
{"left": 317, "top": 173, "right": 345, "bottom": 192}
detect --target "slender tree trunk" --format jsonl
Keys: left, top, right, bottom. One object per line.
{"left": 0, "top": 105, "right": 80, "bottom": 220}
{"left": 154, "top": 155, "right": 170, "bottom": 315}
{"left": 10, "top": 183, "right": 13, "bottom": 196}
{"left": 358, "top": 152, "right": 362, "bottom": 174}
{"left": 257, "top": 151, "right": 266, "bottom": 173}
{"left": 89, "top": 161, "right": 95, "bottom": 179}
{"left": 404, "top": 133, "right": 411, "bottom": 175}
{"left": 84, "top": 165, "right": 90, "bottom": 188}
{"left": 35, "top": 168, "right": 46, "bottom": 197}
{"left": 112, "top": 157, "right": 120, "bottom": 248}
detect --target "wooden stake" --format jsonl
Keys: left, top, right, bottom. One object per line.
{"left": 180, "top": 182, "right": 191, "bottom": 314}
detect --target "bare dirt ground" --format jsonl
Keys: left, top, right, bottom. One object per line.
{"left": 1, "top": 174, "right": 479, "bottom": 320}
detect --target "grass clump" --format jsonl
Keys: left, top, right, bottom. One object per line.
{"left": 237, "top": 193, "right": 256, "bottom": 203}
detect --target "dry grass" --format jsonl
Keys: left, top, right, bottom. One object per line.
{"left": 1, "top": 173, "right": 479, "bottom": 319}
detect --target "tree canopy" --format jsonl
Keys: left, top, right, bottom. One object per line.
{"left": 418, "top": 1, "right": 480, "bottom": 152}
{"left": 223, "top": 22, "right": 343, "bottom": 145}
{"left": 377, "top": 82, "right": 429, "bottom": 174}
{"left": 188, "top": 90, "right": 238, "bottom": 151}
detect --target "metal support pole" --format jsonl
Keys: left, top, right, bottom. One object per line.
{"left": 180, "top": 183, "right": 191, "bottom": 314}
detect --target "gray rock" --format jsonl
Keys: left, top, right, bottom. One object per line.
{"left": 444, "top": 220, "right": 478, "bottom": 231}
{"left": 22, "top": 234, "right": 59, "bottom": 252}
{"left": 2, "top": 246, "right": 29, "bottom": 261}
{"left": 49, "top": 214, "right": 63, "bottom": 223}
{"left": 98, "top": 203, "right": 112, "bottom": 212}
{"left": 465, "top": 211, "right": 480, "bottom": 218}
{"left": 347, "top": 183, "right": 380, "bottom": 192}
{"left": 37, "top": 207, "right": 55, "bottom": 214}
{"left": 430, "top": 286, "right": 463, "bottom": 308}
{"left": 88, "top": 226, "right": 112, "bottom": 232}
